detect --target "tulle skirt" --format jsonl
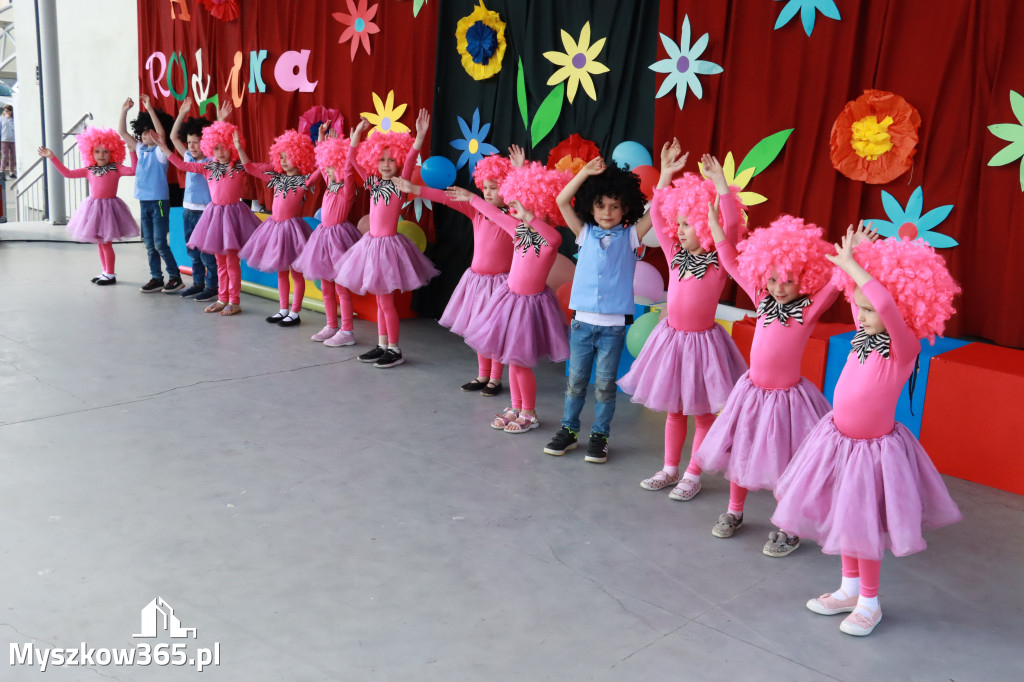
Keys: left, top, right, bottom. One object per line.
{"left": 66, "top": 197, "right": 139, "bottom": 244}
{"left": 333, "top": 232, "right": 439, "bottom": 295}
{"left": 238, "top": 217, "right": 313, "bottom": 273}
{"left": 771, "top": 414, "right": 962, "bottom": 560}
{"left": 291, "top": 221, "right": 361, "bottom": 280}
{"left": 463, "top": 283, "right": 569, "bottom": 367}
{"left": 694, "top": 372, "right": 832, "bottom": 491}
{"left": 439, "top": 269, "right": 510, "bottom": 338}
{"left": 617, "top": 321, "right": 747, "bottom": 414}
{"left": 186, "top": 202, "right": 261, "bottom": 254}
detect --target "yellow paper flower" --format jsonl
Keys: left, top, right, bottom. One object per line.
{"left": 543, "top": 21, "right": 609, "bottom": 104}
{"left": 699, "top": 152, "right": 767, "bottom": 207}
{"left": 455, "top": 1, "right": 507, "bottom": 81}
{"left": 850, "top": 115, "right": 894, "bottom": 160}
{"left": 360, "top": 90, "right": 410, "bottom": 136}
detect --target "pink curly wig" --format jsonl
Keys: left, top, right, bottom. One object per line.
{"left": 315, "top": 136, "right": 353, "bottom": 176}
{"left": 200, "top": 121, "right": 240, "bottom": 161}
{"left": 833, "top": 238, "right": 960, "bottom": 341}
{"left": 736, "top": 216, "right": 834, "bottom": 295}
{"left": 499, "top": 162, "right": 571, "bottom": 224}
{"left": 472, "top": 154, "right": 512, "bottom": 190}
{"left": 270, "top": 129, "right": 316, "bottom": 174}
{"left": 655, "top": 173, "right": 746, "bottom": 251}
{"left": 77, "top": 127, "right": 126, "bottom": 166}
{"left": 356, "top": 131, "right": 414, "bottom": 178}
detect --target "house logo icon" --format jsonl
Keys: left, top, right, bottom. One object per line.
{"left": 133, "top": 597, "right": 197, "bottom": 639}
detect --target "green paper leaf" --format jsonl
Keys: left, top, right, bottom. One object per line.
{"left": 517, "top": 59, "right": 529, "bottom": 132}
{"left": 1011, "top": 90, "right": 1024, "bottom": 124}
{"left": 530, "top": 83, "right": 564, "bottom": 148}
{"left": 988, "top": 123, "right": 1024, "bottom": 142}
{"left": 737, "top": 128, "right": 794, "bottom": 177}
{"left": 413, "top": 0, "right": 425, "bottom": 17}
{"left": 987, "top": 140, "right": 1024, "bottom": 167}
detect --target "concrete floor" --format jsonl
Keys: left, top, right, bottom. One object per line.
{"left": 1, "top": 239, "right": 1021, "bottom": 681}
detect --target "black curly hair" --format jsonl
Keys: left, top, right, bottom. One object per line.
{"left": 130, "top": 108, "right": 175, "bottom": 139}
{"left": 573, "top": 164, "right": 647, "bottom": 226}
{"left": 177, "top": 116, "right": 214, "bottom": 144}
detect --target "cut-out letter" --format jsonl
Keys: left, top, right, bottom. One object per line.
{"left": 274, "top": 50, "right": 318, "bottom": 93}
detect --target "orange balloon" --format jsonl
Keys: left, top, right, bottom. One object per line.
{"left": 632, "top": 165, "right": 659, "bottom": 201}
{"left": 545, "top": 253, "right": 576, "bottom": 291}
{"left": 556, "top": 281, "right": 573, "bottom": 323}
{"left": 357, "top": 214, "right": 370, "bottom": 234}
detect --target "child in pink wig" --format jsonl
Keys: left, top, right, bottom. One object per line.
{"left": 394, "top": 147, "right": 519, "bottom": 393}
{"left": 293, "top": 123, "right": 361, "bottom": 347}
{"left": 452, "top": 161, "right": 571, "bottom": 433}
{"left": 618, "top": 141, "right": 748, "bottom": 499}
{"left": 334, "top": 110, "right": 439, "bottom": 368}
{"left": 236, "top": 129, "right": 318, "bottom": 326}
{"left": 772, "top": 230, "right": 962, "bottom": 637}
{"left": 693, "top": 154, "right": 848, "bottom": 554}
{"left": 38, "top": 127, "right": 138, "bottom": 285}
{"left": 160, "top": 118, "right": 261, "bottom": 316}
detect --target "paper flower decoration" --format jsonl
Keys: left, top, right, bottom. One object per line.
{"left": 456, "top": 1, "right": 507, "bottom": 81}
{"left": 200, "top": 0, "right": 239, "bottom": 21}
{"left": 699, "top": 153, "right": 767, "bottom": 207}
{"left": 360, "top": 91, "right": 410, "bottom": 137}
{"left": 450, "top": 109, "right": 499, "bottom": 177}
{"left": 332, "top": 0, "right": 380, "bottom": 62}
{"left": 830, "top": 90, "right": 921, "bottom": 184}
{"left": 773, "top": 0, "right": 840, "bottom": 36}
{"left": 547, "top": 134, "right": 600, "bottom": 175}
{"left": 404, "top": 157, "right": 433, "bottom": 221}
{"left": 987, "top": 90, "right": 1024, "bottom": 191}
{"left": 299, "top": 106, "right": 344, "bottom": 146}
{"left": 650, "top": 15, "right": 723, "bottom": 110}
{"left": 866, "top": 186, "right": 957, "bottom": 248}
{"left": 543, "top": 21, "right": 609, "bottom": 104}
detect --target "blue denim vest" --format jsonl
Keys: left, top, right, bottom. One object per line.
{"left": 183, "top": 151, "right": 211, "bottom": 207}
{"left": 133, "top": 143, "right": 170, "bottom": 201}
{"left": 568, "top": 224, "right": 636, "bottom": 315}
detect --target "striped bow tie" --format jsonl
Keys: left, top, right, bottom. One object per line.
{"left": 671, "top": 249, "right": 718, "bottom": 280}
{"left": 758, "top": 295, "right": 812, "bottom": 327}
{"left": 205, "top": 161, "right": 240, "bottom": 181}
{"left": 265, "top": 172, "right": 308, "bottom": 197}
{"left": 851, "top": 329, "right": 891, "bottom": 363}
{"left": 88, "top": 164, "right": 118, "bottom": 177}
{"left": 514, "top": 223, "right": 549, "bottom": 255}
{"left": 326, "top": 180, "right": 345, "bottom": 195}
{"left": 365, "top": 177, "right": 399, "bottom": 205}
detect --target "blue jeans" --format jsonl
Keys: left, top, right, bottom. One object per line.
{"left": 140, "top": 199, "right": 179, "bottom": 279}
{"left": 561, "top": 319, "right": 626, "bottom": 437}
{"left": 183, "top": 208, "right": 217, "bottom": 289}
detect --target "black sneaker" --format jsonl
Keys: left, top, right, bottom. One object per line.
{"left": 96, "top": 276, "right": 117, "bottom": 286}
{"left": 358, "top": 345, "right": 386, "bottom": 363}
{"left": 179, "top": 284, "right": 205, "bottom": 298}
{"left": 543, "top": 427, "right": 578, "bottom": 456}
{"left": 163, "top": 277, "right": 185, "bottom": 293}
{"left": 194, "top": 287, "right": 219, "bottom": 302}
{"left": 373, "top": 348, "right": 405, "bottom": 368}
{"left": 584, "top": 433, "right": 609, "bottom": 464}
{"left": 140, "top": 278, "right": 164, "bottom": 293}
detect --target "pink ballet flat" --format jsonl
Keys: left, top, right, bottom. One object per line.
{"left": 668, "top": 478, "right": 702, "bottom": 501}
{"left": 806, "top": 592, "right": 859, "bottom": 616}
{"left": 840, "top": 605, "right": 883, "bottom": 636}
{"left": 640, "top": 470, "right": 681, "bottom": 491}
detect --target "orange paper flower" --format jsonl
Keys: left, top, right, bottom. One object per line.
{"left": 546, "top": 133, "right": 600, "bottom": 175}
{"left": 830, "top": 90, "right": 921, "bottom": 184}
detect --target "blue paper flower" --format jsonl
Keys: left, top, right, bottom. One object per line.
{"left": 466, "top": 21, "right": 497, "bottom": 64}
{"left": 450, "top": 108, "right": 499, "bottom": 176}
{"left": 866, "top": 186, "right": 958, "bottom": 248}
{"left": 774, "top": 0, "right": 841, "bottom": 37}
{"left": 649, "top": 15, "right": 723, "bottom": 110}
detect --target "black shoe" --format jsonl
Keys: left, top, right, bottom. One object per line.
{"left": 140, "top": 278, "right": 164, "bottom": 293}
{"left": 266, "top": 312, "right": 287, "bottom": 323}
{"left": 163, "top": 277, "right": 185, "bottom": 293}
{"left": 585, "top": 433, "right": 609, "bottom": 464}
{"left": 179, "top": 284, "right": 205, "bottom": 298}
{"left": 373, "top": 348, "right": 405, "bottom": 368}
{"left": 461, "top": 379, "right": 486, "bottom": 392}
{"left": 543, "top": 427, "right": 578, "bottom": 456}
{"left": 91, "top": 275, "right": 101, "bottom": 283}
{"left": 480, "top": 382, "right": 502, "bottom": 397}
{"left": 278, "top": 314, "right": 301, "bottom": 327}
{"left": 96, "top": 276, "right": 117, "bottom": 286}
{"left": 194, "top": 287, "right": 219, "bottom": 302}
{"left": 358, "top": 345, "right": 386, "bottom": 363}
{"left": 9, "top": 172, "right": 15, "bottom": 178}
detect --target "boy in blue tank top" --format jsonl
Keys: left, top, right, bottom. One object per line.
{"left": 544, "top": 157, "right": 652, "bottom": 463}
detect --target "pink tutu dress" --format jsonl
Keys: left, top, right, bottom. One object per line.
{"left": 291, "top": 145, "right": 361, "bottom": 280}
{"left": 771, "top": 279, "right": 961, "bottom": 560}
{"left": 168, "top": 157, "right": 261, "bottom": 254}
{"left": 49, "top": 155, "right": 139, "bottom": 244}
{"left": 238, "top": 163, "right": 314, "bottom": 272}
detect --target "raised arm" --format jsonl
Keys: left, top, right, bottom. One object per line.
{"left": 168, "top": 96, "right": 193, "bottom": 158}
{"left": 404, "top": 108, "right": 430, "bottom": 180}
{"left": 119, "top": 150, "right": 138, "bottom": 177}
{"left": 557, "top": 156, "right": 603, "bottom": 235}
{"left": 349, "top": 118, "right": 369, "bottom": 182}
{"left": 117, "top": 97, "right": 136, "bottom": 148}
{"left": 142, "top": 94, "right": 168, "bottom": 147}
{"left": 38, "top": 147, "right": 88, "bottom": 178}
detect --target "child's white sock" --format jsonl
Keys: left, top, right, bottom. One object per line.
{"left": 853, "top": 595, "right": 879, "bottom": 618}
{"left": 284, "top": 312, "right": 299, "bottom": 321}
{"left": 278, "top": 308, "right": 289, "bottom": 317}
{"left": 834, "top": 576, "right": 860, "bottom": 600}
{"left": 663, "top": 465, "right": 679, "bottom": 476}
{"left": 378, "top": 335, "right": 388, "bottom": 347}
{"left": 682, "top": 471, "right": 700, "bottom": 483}
{"left": 388, "top": 344, "right": 400, "bottom": 352}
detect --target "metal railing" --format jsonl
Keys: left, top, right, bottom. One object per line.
{"left": 11, "top": 112, "right": 93, "bottom": 222}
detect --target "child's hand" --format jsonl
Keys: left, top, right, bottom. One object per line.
{"left": 37, "top": 147, "right": 54, "bottom": 159}
{"left": 701, "top": 154, "right": 725, "bottom": 183}
{"left": 318, "top": 122, "right": 328, "bottom": 143}
{"left": 826, "top": 227, "right": 857, "bottom": 268}
{"left": 353, "top": 117, "right": 370, "bottom": 140}
{"left": 581, "top": 156, "right": 605, "bottom": 176}
{"left": 660, "top": 138, "right": 688, "bottom": 175}
{"left": 850, "top": 220, "right": 879, "bottom": 248}
{"left": 140, "top": 94, "right": 151, "bottom": 111}
{"left": 122, "top": 97, "right": 135, "bottom": 112}
{"left": 415, "top": 108, "right": 431, "bottom": 137}
{"left": 232, "top": 129, "right": 241, "bottom": 147}
{"left": 216, "top": 100, "right": 233, "bottom": 121}
{"left": 177, "top": 96, "right": 193, "bottom": 119}
{"left": 509, "top": 144, "right": 526, "bottom": 167}
{"left": 445, "top": 186, "right": 474, "bottom": 202}
{"left": 707, "top": 197, "right": 721, "bottom": 232}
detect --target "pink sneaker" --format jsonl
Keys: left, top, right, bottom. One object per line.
{"left": 323, "top": 330, "right": 356, "bottom": 347}
{"left": 311, "top": 325, "right": 339, "bottom": 342}
{"left": 840, "top": 605, "right": 883, "bottom": 636}
{"left": 668, "top": 478, "right": 701, "bottom": 501}
{"left": 806, "top": 592, "right": 859, "bottom": 616}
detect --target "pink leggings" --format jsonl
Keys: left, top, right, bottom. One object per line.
{"left": 842, "top": 555, "right": 881, "bottom": 598}
{"left": 215, "top": 251, "right": 242, "bottom": 305}
{"left": 277, "top": 270, "right": 306, "bottom": 312}
{"left": 376, "top": 293, "right": 399, "bottom": 344}
{"left": 477, "top": 355, "right": 505, "bottom": 383}
{"left": 665, "top": 412, "right": 716, "bottom": 473}
{"left": 97, "top": 242, "right": 115, "bottom": 273}
{"left": 322, "top": 280, "right": 353, "bottom": 331}
{"left": 509, "top": 365, "right": 536, "bottom": 411}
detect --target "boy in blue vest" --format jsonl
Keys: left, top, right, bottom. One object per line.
{"left": 118, "top": 96, "right": 184, "bottom": 294}
{"left": 544, "top": 157, "right": 652, "bottom": 463}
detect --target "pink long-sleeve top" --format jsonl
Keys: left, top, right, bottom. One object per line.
{"left": 311, "top": 145, "right": 357, "bottom": 226}
{"left": 352, "top": 145, "right": 419, "bottom": 237}
{"left": 243, "top": 162, "right": 315, "bottom": 221}
{"left": 419, "top": 186, "right": 513, "bottom": 276}
{"left": 48, "top": 153, "right": 137, "bottom": 197}
{"left": 651, "top": 189, "right": 740, "bottom": 331}
{"left": 471, "top": 197, "right": 560, "bottom": 295}
{"left": 167, "top": 155, "right": 250, "bottom": 206}
{"left": 831, "top": 278, "right": 920, "bottom": 439}
{"left": 716, "top": 239, "right": 840, "bottom": 390}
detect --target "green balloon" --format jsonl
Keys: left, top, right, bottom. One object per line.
{"left": 626, "top": 311, "right": 660, "bottom": 357}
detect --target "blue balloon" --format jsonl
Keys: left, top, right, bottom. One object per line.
{"left": 612, "top": 141, "right": 653, "bottom": 171}
{"left": 420, "top": 156, "right": 457, "bottom": 189}
{"left": 314, "top": 208, "right": 322, "bottom": 221}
